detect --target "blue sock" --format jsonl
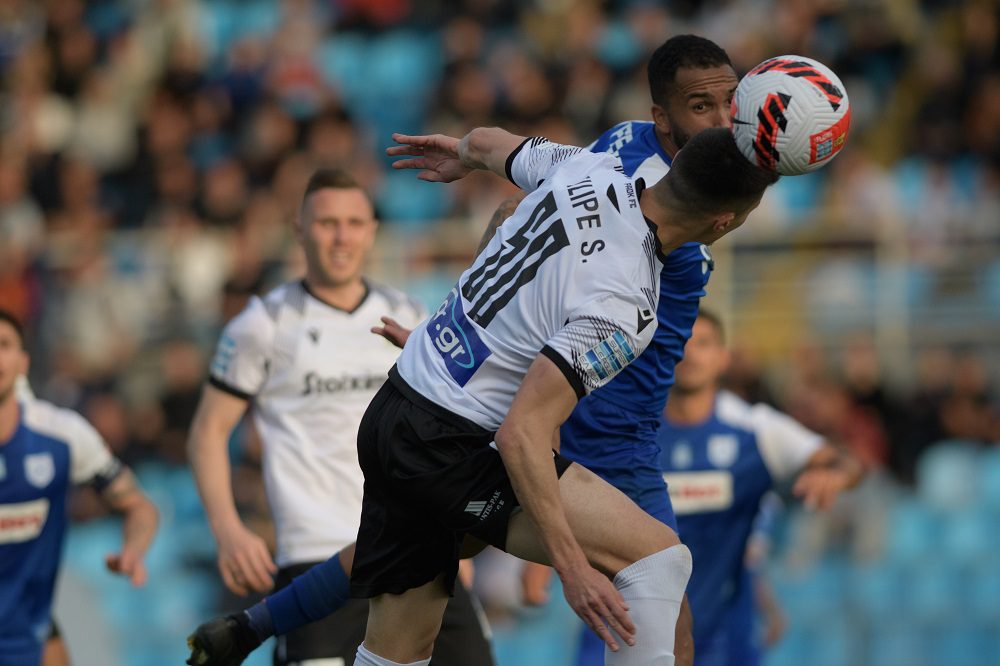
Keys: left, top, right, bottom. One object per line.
{"left": 263, "top": 550, "right": 351, "bottom": 636}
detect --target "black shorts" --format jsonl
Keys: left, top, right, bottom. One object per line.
{"left": 351, "top": 368, "right": 573, "bottom": 599}
{"left": 273, "top": 563, "right": 494, "bottom": 666}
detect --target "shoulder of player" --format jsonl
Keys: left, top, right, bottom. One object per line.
{"left": 21, "top": 400, "right": 100, "bottom": 449}
{"left": 714, "top": 390, "right": 758, "bottom": 431}
{"left": 365, "top": 280, "right": 425, "bottom": 317}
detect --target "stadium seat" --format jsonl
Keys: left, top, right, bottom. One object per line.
{"left": 866, "top": 622, "right": 930, "bottom": 666}
{"left": 915, "top": 441, "right": 981, "bottom": 511}
{"left": 939, "top": 507, "right": 996, "bottom": 568}
{"left": 317, "top": 32, "right": 369, "bottom": 105}
{"left": 376, "top": 170, "right": 451, "bottom": 225}
{"left": 928, "top": 624, "right": 994, "bottom": 666}
{"left": 967, "top": 564, "right": 1000, "bottom": 624}
{"left": 883, "top": 497, "right": 937, "bottom": 566}
{"left": 977, "top": 446, "right": 1000, "bottom": 510}
{"left": 849, "top": 559, "right": 907, "bottom": 622}
{"left": 907, "top": 564, "right": 965, "bottom": 624}
{"left": 768, "top": 557, "right": 847, "bottom": 624}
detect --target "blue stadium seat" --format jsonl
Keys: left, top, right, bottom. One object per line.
{"left": 940, "top": 507, "right": 996, "bottom": 568}
{"left": 967, "top": 564, "right": 1000, "bottom": 623}
{"left": 769, "top": 558, "right": 847, "bottom": 624}
{"left": 907, "top": 564, "right": 965, "bottom": 624}
{"left": 916, "top": 442, "right": 981, "bottom": 511}
{"left": 883, "top": 498, "right": 937, "bottom": 566}
{"left": 866, "top": 623, "right": 930, "bottom": 666}
{"left": 317, "top": 32, "right": 369, "bottom": 106}
{"left": 376, "top": 170, "right": 451, "bottom": 225}
{"left": 849, "top": 560, "right": 907, "bottom": 622}
{"left": 928, "top": 624, "right": 994, "bottom": 666}
{"left": 977, "top": 446, "right": 1000, "bottom": 510}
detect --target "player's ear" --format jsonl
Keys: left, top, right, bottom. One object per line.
{"left": 711, "top": 211, "right": 735, "bottom": 233}
{"left": 651, "top": 103, "right": 670, "bottom": 135}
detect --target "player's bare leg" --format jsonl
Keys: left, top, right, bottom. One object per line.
{"left": 42, "top": 635, "right": 70, "bottom": 666}
{"left": 357, "top": 574, "right": 450, "bottom": 665}
{"left": 505, "top": 462, "right": 692, "bottom": 665}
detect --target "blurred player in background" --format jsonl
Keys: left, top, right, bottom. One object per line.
{"left": 186, "top": 169, "right": 494, "bottom": 665}
{"left": 657, "top": 310, "right": 864, "bottom": 666}
{"left": 344, "top": 119, "right": 774, "bottom": 666}
{"left": 0, "top": 309, "right": 159, "bottom": 666}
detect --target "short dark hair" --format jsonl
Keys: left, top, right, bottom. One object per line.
{"left": 647, "top": 34, "right": 733, "bottom": 107}
{"left": 0, "top": 309, "right": 25, "bottom": 348}
{"left": 696, "top": 308, "right": 725, "bottom": 343}
{"left": 661, "top": 128, "right": 779, "bottom": 217}
{"left": 301, "top": 168, "right": 367, "bottom": 204}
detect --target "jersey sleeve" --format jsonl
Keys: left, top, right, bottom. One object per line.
{"left": 506, "top": 137, "right": 587, "bottom": 192}
{"left": 63, "top": 411, "right": 124, "bottom": 488}
{"left": 208, "top": 295, "right": 275, "bottom": 400}
{"left": 751, "top": 404, "right": 824, "bottom": 482}
{"left": 541, "top": 291, "right": 656, "bottom": 399}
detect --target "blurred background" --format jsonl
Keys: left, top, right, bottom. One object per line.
{"left": 1, "top": 0, "right": 998, "bottom": 664}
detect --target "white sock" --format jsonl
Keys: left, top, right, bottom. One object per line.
{"left": 353, "top": 643, "right": 431, "bottom": 666}
{"left": 605, "top": 544, "right": 693, "bottom": 666}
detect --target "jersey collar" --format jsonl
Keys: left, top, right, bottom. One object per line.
{"left": 635, "top": 178, "right": 669, "bottom": 264}
{"left": 300, "top": 279, "right": 371, "bottom": 315}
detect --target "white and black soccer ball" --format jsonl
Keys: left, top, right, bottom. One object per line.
{"left": 731, "top": 55, "right": 851, "bottom": 176}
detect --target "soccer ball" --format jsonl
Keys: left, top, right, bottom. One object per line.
{"left": 731, "top": 55, "right": 851, "bottom": 176}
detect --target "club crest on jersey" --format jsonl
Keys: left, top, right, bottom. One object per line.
{"left": 707, "top": 435, "right": 739, "bottom": 468}
{"left": 24, "top": 453, "right": 55, "bottom": 488}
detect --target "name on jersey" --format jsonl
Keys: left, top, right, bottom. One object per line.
{"left": 604, "top": 123, "right": 633, "bottom": 158}
{"left": 567, "top": 177, "right": 606, "bottom": 263}
{"left": 581, "top": 331, "right": 636, "bottom": 383}
{"left": 301, "top": 372, "right": 385, "bottom": 396}
{"left": 0, "top": 498, "right": 50, "bottom": 544}
{"left": 663, "top": 471, "right": 733, "bottom": 515}
{"left": 427, "top": 286, "right": 491, "bottom": 387}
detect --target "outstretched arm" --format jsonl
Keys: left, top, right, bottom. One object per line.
{"left": 792, "top": 443, "right": 865, "bottom": 511}
{"left": 102, "top": 469, "right": 159, "bottom": 587}
{"left": 387, "top": 128, "right": 527, "bottom": 183}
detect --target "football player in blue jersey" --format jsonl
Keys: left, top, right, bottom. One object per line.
{"left": 657, "top": 311, "right": 864, "bottom": 666}
{"left": 0, "top": 309, "right": 159, "bottom": 666}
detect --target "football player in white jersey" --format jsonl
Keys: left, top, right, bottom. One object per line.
{"left": 185, "top": 169, "right": 494, "bottom": 666}
{"left": 656, "top": 310, "right": 864, "bottom": 666}
{"left": 0, "top": 309, "right": 159, "bottom": 666}
{"left": 334, "top": 126, "right": 777, "bottom": 666}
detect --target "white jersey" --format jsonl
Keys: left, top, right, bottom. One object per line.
{"left": 397, "top": 138, "right": 664, "bottom": 430}
{"left": 209, "top": 280, "right": 426, "bottom": 566}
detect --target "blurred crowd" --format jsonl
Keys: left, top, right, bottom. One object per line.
{"left": 1, "top": 1, "right": 999, "bottom": 661}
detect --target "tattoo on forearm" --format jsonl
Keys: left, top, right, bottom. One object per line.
{"left": 475, "top": 196, "right": 523, "bottom": 257}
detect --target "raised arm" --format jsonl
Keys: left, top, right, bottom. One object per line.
{"left": 187, "top": 384, "right": 276, "bottom": 595}
{"left": 387, "top": 128, "right": 527, "bottom": 183}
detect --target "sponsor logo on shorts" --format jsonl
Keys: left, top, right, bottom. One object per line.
{"left": 0, "top": 498, "right": 50, "bottom": 544}
{"left": 465, "top": 490, "right": 505, "bottom": 520}
{"left": 662, "top": 471, "right": 734, "bottom": 515}
{"left": 581, "top": 331, "right": 636, "bottom": 383}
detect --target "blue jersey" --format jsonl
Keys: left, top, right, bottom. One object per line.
{"left": 0, "top": 400, "right": 121, "bottom": 665}
{"left": 561, "top": 120, "right": 712, "bottom": 475}
{"left": 658, "top": 391, "right": 821, "bottom": 666}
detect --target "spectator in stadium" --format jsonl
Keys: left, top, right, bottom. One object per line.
{"left": 655, "top": 310, "right": 864, "bottom": 666}
{"left": 185, "top": 169, "right": 494, "bottom": 665}
{"left": 0, "top": 308, "right": 159, "bottom": 666}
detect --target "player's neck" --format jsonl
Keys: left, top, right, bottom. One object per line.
{"left": 653, "top": 127, "right": 679, "bottom": 162}
{"left": 0, "top": 391, "right": 20, "bottom": 445}
{"left": 302, "top": 275, "right": 368, "bottom": 312}
{"left": 639, "top": 191, "right": 687, "bottom": 255}
{"left": 665, "top": 388, "right": 717, "bottom": 425}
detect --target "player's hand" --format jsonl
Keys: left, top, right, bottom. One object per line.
{"left": 387, "top": 133, "right": 472, "bottom": 183}
{"left": 105, "top": 549, "right": 148, "bottom": 587}
{"left": 215, "top": 523, "right": 277, "bottom": 596}
{"left": 559, "top": 562, "right": 635, "bottom": 651}
{"left": 521, "top": 562, "right": 554, "bottom": 606}
{"left": 792, "top": 467, "right": 851, "bottom": 511}
{"left": 371, "top": 316, "right": 412, "bottom": 349}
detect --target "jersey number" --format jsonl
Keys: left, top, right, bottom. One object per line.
{"left": 461, "top": 191, "right": 570, "bottom": 327}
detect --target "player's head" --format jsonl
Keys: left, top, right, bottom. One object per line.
{"left": 0, "top": 309, "right": 29, "bottom": 404}
{"left": 297, "top": 168, "right": 378, "bottom": 289}
{"left": 654, "top": 128, "right": 778, "bottom": 244}
{"left": 648, "top": 35, "right": 737, "bottom": 157}
{"left": 674, "top": 309, "right": 728, "bottom": 395}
